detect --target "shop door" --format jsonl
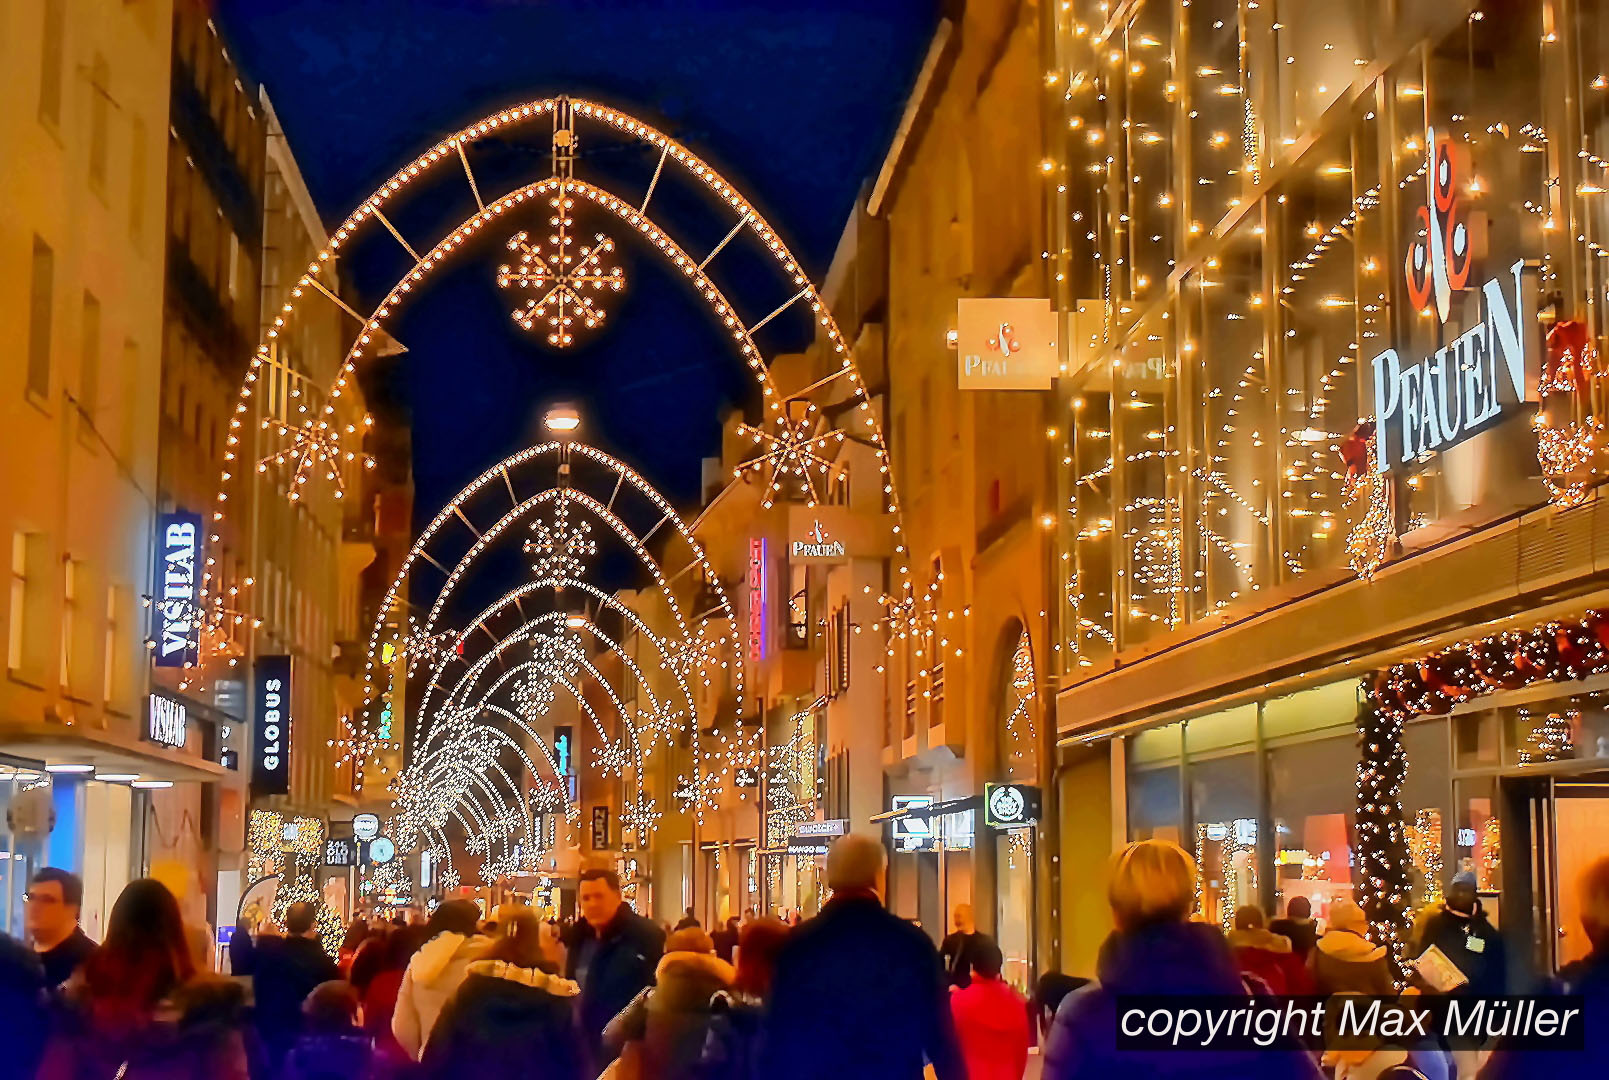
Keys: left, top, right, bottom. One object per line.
{"left": 1552, "top": 779, "right": 1609, "bottom": 969}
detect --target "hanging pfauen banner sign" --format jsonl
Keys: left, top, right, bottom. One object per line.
{"left": 152, "top": 511, "right": 202, "bottom": 668}
{"left": 250, "top": 655, "right": 292, "bottom": 796}
{"left": 956, "top": 297, "right": 1059, "bottom": 390}
{"left": 983, "top": 783, "right": 1041, "bottom": 830}
{"left": 1372, "top": 129, "right": 1537, "bottom": 473}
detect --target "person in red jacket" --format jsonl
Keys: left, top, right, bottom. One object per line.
{"left": 950, "top": 937, "right": 1029, "bottom": 1080}
{"left": 1227, "top": 905, "right": 1311, "bottom": 994}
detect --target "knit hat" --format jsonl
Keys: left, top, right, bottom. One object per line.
{"left": 1327, "top": 898, "right": 1369, "bottom": 936}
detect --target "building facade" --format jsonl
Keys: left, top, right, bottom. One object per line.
{"left": 1047, "top": 0, "right": 1609, "bottom": 984}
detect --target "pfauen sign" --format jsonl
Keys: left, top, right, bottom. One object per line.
{"left": 153, "top": 511, "right": 202, "bottom": 668}
{"left": 251, "top": 655, "right": 291, "bottom": 796}
{"left": 790, "top": 519, "right": 845, "bottom": 561}
{"left": 957, "top": 298, "right": 1059, "bottom": 390}
{"left": 1371, "top": 130, "right": 1535, "bottom": 472}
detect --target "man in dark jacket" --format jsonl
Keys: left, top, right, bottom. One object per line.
{"left": 760, "top": 833, "right": 965, "bottom": 1080}
{"left": 26, "top": 868, "right": 97, "bottom": 987}
{"left": 564, "top": 867, "right": 665, "bottom": 1072}
{"left": 1415, "top": 871, "right": 1505, "bottom": 996}
{"left": 1268, "top": 895, "right": 1318, "bottom": 961}
{"left": 252, "top": 902, "right": 340, "bottom": 1069}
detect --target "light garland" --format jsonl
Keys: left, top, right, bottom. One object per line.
{"left": 497, "top": 194, "right": 624, "bottom": 346}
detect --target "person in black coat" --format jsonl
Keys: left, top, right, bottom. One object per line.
{"left": 423, "top": 911, "right": 583, "bottom": 1079}
{"left": 251, "top": 902, "right": 340, "bottom": 1069}
{"left": 564, "top": 867, "right": 665, "bottom": 1073}
{"left": 1414, "top": 871, "right": 1505, "bottom": 996}
{"left": 0, "top": 931, "right": 48, "bottom": 1076}
{"left": 760, "top": 833, "right": 965, "bottom": 1080}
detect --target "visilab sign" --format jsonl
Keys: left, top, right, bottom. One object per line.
{"left": 1371, "top": 130, "right": 1536, "bottom": 473}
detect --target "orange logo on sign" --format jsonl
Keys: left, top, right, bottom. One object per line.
{"left": 1403, "top": 127, "right": 1473, "bottom": 323}
{"left": 988, "top": 322, "right": 1020, "bottom": 356}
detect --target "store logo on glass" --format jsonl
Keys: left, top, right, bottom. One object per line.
{"left": 1371, "top": 127, "right": 1534, "bottom": 473}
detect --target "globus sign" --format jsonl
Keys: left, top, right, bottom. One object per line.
{"left": 251, "top": 655, "right": 292, "bottom": 796}
{"left": 1371, "top": 129, "right": 1534, "bottom": 473}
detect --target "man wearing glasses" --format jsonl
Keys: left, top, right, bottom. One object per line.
{"left": 26, "top": 868, "right": 97, "bottom": 987}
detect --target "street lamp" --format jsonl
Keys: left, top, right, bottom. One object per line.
{"left": 545, "top": 404, "right": 581, "bottom": 436}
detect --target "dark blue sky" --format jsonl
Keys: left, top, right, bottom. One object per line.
{"left": 217, "top": 0, "right": 937, "bottom": 523}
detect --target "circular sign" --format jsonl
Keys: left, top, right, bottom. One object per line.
{"left": 353, "top": 813, "right": 380, "bottom": 841}
{"left": 988, "top": 784, "right": 1026, "bottom": 825}
{"left": 368, "top": 837, "right": 395, "bottom": 864}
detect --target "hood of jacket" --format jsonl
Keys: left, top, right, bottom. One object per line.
{"left": 655, "top": 950, "right": 735, "bottom": 985}
{"left": 412, "top": 931, "right": 490, "bottom": 986}
{"left": 1096, "top": 921, "right": 1247, "bottom": 996}
{"left": 465, "top": 959, "right": 580, "bottom": 997}
{"left": 1317, "top": 929, "right": 1386, "bottom": 963}
{"left": 1227, "top": 927, "right": 1293, "bottom": 953}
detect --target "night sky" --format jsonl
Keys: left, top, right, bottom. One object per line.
{"left": 216, "top": 0, "right": 938, "bottom": 528}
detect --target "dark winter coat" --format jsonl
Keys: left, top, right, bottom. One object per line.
{"left": 1309, "top": 929, "right": 1395, "bottom": 997}
{"left": 281, "top": 1027, "right": 377, "bottom": 1080}
{"left": 605, "top": 949, "right": 735, "bottom": 1079}
{"left": 940, "top": 930, "right": 987, "bottom": 988}
{"left": 1414, "top": 904, "right": 1505, "bottom": 996}
{"left": 759, "top": 892, "right": 966, "bottom": 1080}
{"left": 562, "top": 904, "right": 665, "bottom": 1064}
{"left": 252, "top": 933, "right": 340, "bottom": 1061}
{"left": 1268, "top": 916, "right": 1318, "bottom": 961}
{"left": 420, "top": 960, "right": 584, "bottom": 1080}
{"left": 37, "top": 975, "right": 250, "bottom": 1080}
{"left": 701, "top": 989, "right": 765, "bottom": 1080}
{"left": 0, "top": 932, "right": 48, "bottom": 1077}
{"left": 1481, "top": 946, "right": 1609, "bottom": 1079}
{"left": 1042, "top": 920, "right": 1324, "bottom": 1080}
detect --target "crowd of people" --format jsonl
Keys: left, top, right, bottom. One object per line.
{"left": 0, "top": 833, "right": 1605, "bottom": 1078}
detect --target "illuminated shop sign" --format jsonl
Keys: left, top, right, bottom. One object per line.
{"left": 790, "top": 519, "right": 845, "bottom": 561}
{"left": 591, "top": 806, "right": 611, "bottom": 850}
{"left": 747, "top": 538, "right": 768, "bottom": 663}
{"left": 353, "top": 813, "right": 380, "bottom": 841}
{"left": 365, "top": 837, "right": 396, "bottom": 864}
{"left": 251, "top": 655, "right": 292, "bottom": 796}
{"left": 956, "top": 298, "right": 1059, "bottom": 390}
{"left": 1372, "top": 130, "right": 1534, "bottom": 473}
{"left": 795, "top": 818, "right": 847, "bottom": 837}
{"left": 983, "top": 783, "right": 1040, "bottom": 830}
{"left": 147, "top": 693, "right": 187, "bottom": 749}
{"left": 786, "top": 838, "right": 831, "bottom": 856}
{"left": 325, "top": 838, "right": 355, "bottom": 867}
{"left": 554, "top": 725, "right": 577, "bottom": 803}
{"left": 890, "top": 795, "right": 938, "bottom": 852}
{"left": 153, "top": 511, "right": 202, "bottom": 668}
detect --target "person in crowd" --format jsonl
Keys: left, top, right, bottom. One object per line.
{"left": 227, "top": 919, "right": 256, "bottom": 978}
{"left": 1269, "top": 895, "right": 1320, "bottom": 961}
{"left": 940, "top": 901, "right": 986, "bottom": 988}
{"left": 1031, "top": 972, "right": 1089, "bottom": 1044}
{"left": 951, "top": 937, "right": 1029, "bottom": 1080}
{"left": 347, "top": 925, "right": 390, "bottom": 997}
{"left": 393, "top": 898, "right": 490, "bottom": 1060}
{"left": 281, "top": 980, "right": 375, "bottom": 1080}
{"left": 675, "top": 906, "right": 701, "bottom": 931}
{"left": 421, "top": 910, "right": 583, "bottom": 1079}
{"left": 604, "top": 926, "right": 734, "bottom": 1079}
{"left": 337, "top": 921, "right": 370, "bottom": 976}
{"left": 252, "top": 900, "right": 341, "bottom": 1069}
{"left": 26, "top": 868, "right": 97, "bottom": 988}
{"left": 365, "top": 925, "right": 427, "bottom": 1065}
{"left": 0, "top": 930, "right": 49, "bottom": 1076}
{"left": 1309, "top": 898, "right": 1395, "bottom": 997}
{"left": 1228, "top": 904, "right": 1310, "bottom": 994}
{"left": 36, "top": 878, "right": 249, "bottom": 1079}
{"left": 564, "top": 867, "right": 665, "bottom": 1072}
{"left": 702, "top": 916, "right": 791, "bottom": 1080}
{"left": 760, "top": 832, "right": 965, "bottom": 1080}
{"left": 1483, "top": 855, "right": 1609, "bottom": 1078}
{"left": 1415, "top": 871, "right": 1505, "bottom": 997}
{"left": 1042, "top": 839, "right": 1322, "bottom": 1080}
{"left": 712, "top": 914, "right": 741, "bottom": 964}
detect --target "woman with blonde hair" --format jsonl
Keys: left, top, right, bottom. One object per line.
{"left": 1042, "top": 839, "right": 1322, "bottom": 1080}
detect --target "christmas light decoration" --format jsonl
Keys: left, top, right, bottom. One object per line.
{"left": 497, "top": 205, "right": 624, "bottom": 346}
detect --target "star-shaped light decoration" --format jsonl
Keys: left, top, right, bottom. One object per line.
{"left": 496, "top": 191, "right": 624, "bottom": 347}
{"left": 257, "top": 414, "right": 374, "bottom": 502}
{"left": 733, "top": 411, "right": 847, "bottom": 508}
{"left": 525, "top": 501, "right": 596, "bottom": 582}
{"left": 402, "top": 621, "right": 459, "bottom": 676}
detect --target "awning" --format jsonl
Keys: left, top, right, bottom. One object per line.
{"left": 0, "top": 724, "right": 241, "bottom": 784}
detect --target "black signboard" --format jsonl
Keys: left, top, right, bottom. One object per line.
{"left": 591, "top": 806, "right": 610, "bottom": 850}
{"left": 251, "top": 655, "right": 292, "bottom": 796}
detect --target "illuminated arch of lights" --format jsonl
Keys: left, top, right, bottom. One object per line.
{"left": 206, "top": 96, "right": 952, "bottom": 879}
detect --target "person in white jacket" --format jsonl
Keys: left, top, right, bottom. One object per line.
{"left": 392, "top": 899, "right": 491, "bottom": 1059}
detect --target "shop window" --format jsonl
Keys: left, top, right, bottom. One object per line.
{"left": 1504, "top": 694, "right": 1609, "bottom": 767}
{"left": 1270, "top": 731, "right": 1358, "bottom": 924}
{"left": 1453, "top": 774, "right": 1501, "bottom": 897}
{"left": 1400, "top": 716, "right": 1452, "bottom": 908}
{"left": 1187, "top": 706, "right": 1259, "bottom": 927}
{"left": 1126, "top": 722, "right": 1183, "bottom": 843}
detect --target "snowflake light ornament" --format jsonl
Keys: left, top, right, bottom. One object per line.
{"left": 496, "top": 191, "right": 624, "bottom": 347}
{"left": 733, "top": 411, "right": 847, "bottom": 508}
{"left": 525, "top": 501, "right": 596, "bottom": 581}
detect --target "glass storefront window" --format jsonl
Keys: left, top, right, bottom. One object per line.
{"left": 1187, "top": 706, "right": 1258, "bottom": 927}
{"left": 1068, "top": 389, "right": 1117, "bottom": 664}
{"left": 1400, "top": 717, "right": 1452, "bottom": 907}
{"left": 1126, "top": 722, "right": 1182, "bottom": 843}
{"left": 1115, "top": 308, "right": 1180, "bottom": 641}
{"left": 1504, "top": 694, "right": 1609, "bottom": 767}
{"left": 1269, "top": 732, "right": 1357, "bottom": 923}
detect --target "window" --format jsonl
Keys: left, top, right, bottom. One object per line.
{"left": 28, "top": 237, "right": 54, "bottom": 399}
{"left": 38, "top": 0, "right": 65, "bottom": 126}
{"left": 8, "top": 535, "right": 29, "bottom": 672}
{"left": 60, "top": 558, "right": 77, "bottom": 691}
{"left": 88, "top": 55, "right": 110, "bottom": 192}
{"left": 79, "top": 292, "right": 101, "bottom": 421}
